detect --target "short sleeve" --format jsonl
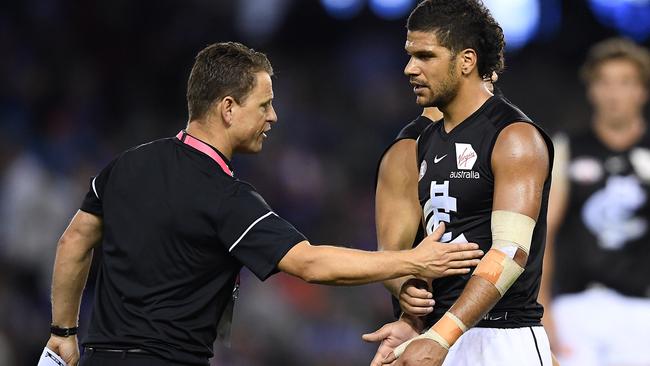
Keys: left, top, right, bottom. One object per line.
{"left": 80, "top": 158, "right": 118, "bottom": 216}
{"left": 216, "top": 183, "right": 306, "bottom": 281}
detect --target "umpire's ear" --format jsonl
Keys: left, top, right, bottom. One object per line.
{"left": 219, "top": 96, "right": 236, "bottom": 127}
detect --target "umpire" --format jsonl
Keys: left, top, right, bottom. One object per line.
{"left": 44, "top": 42, "right": 482, "bottom": 366}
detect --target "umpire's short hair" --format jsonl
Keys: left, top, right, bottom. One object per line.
{"left": 187, "top": 42, "right": 273, "bottom": 120}
{"left": 580, "top": 38, "right": 650, "bottom": 88}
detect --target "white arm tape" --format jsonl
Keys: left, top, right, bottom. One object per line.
{"left": 491, "top": 210, "right": 535, "bottom": 255}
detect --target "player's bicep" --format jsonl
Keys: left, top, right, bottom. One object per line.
{"left": 488, "top": 123, "right": 549, "bottom": 270}
{"left": 376, "top": 139, "right": 422, "bottom": 251}
{"left": 491, "top": 122, "right": 550, "bottom": 220}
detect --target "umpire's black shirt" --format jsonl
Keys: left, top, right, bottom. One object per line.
{"left": 80, "top": 130, "right": 306, "bottom": 365}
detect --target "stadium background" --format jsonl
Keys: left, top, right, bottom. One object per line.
{"left": 1, "top": 0, "right": 649, "bottom": 365}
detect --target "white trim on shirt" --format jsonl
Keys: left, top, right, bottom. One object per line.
{"left": 228, "top": 211, "right": 277, "bottom": 252}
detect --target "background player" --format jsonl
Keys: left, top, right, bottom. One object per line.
{"left": 539, "top": 37, "right": 650, "bottom": 366}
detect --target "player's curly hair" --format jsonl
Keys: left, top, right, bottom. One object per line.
{"left": 187, "top": 42, "right": 273, "bottom": 120}
{"left": 407, "top": 0, "right": 505, "bottom": 80}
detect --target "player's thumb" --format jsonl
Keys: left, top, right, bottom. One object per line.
{"left": 362, "top": 324, "right": 390, "bottom": 343}
{"left": 383, "top": 351, "right": 398, "bottom": 364}
{"left": 430, "top": 222, "right": 446, "bottom": 241}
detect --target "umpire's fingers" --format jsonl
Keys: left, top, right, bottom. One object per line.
{"left": 447, "top": 259, "right": 481, "bottom": 269}
{"left": 448, "top": 249, "right": 484, "bottom": 261}
{"left": 443, "top": 268, "right": 472, "bottom": 276}
{"left": 429, "top": 222, "right": 446, "bottom": 241}
{"left": 445, "top": 242, "right": 480, "bottom": 253}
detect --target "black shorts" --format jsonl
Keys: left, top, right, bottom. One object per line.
{"left": 80, "top": 348, "right": 188, "bottom": 366}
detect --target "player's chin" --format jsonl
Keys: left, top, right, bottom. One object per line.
{"left": 415, "top": 96, "right": 434, "bottom": 107}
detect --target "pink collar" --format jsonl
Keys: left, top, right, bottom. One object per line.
{"left": 176, "top": 130, "right": 233, "bottom": 177}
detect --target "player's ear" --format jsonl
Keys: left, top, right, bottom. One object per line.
{"left": 459, "top": 48, "right": 478, "bottom": 76}
{"left": 219, "top": 96, "right": 236, "bottom": 127}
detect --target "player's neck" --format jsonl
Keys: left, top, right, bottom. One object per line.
{"left": 593, "top": 113, "right": 646, "bottom": 152}
{"left": 186, "top": 120, "right": 233, "bottom": 160}
{"left": 441, "top": 84, "right": 492, "bottom": 132}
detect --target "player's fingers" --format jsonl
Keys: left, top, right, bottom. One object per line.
{"left": 362, "top": 324, "right": 391, "bottom": 343}
{"left": 447, "top": 259, "right": 481, "bottom": 269}
{"left": 370, "top": 349, "right": 386, "bottom": 366}
{"left": 429, "top": 222, "right": 446, "bottom": 240}
{"left": 370, "top": 342, "right": 393, "bottom": 366}
{"left": 382, "top": 351, "right": 398, "bottom": 364}
{"left": 400, "top": 294, "right": 434, "bottom": 308}
{"left": 400, "top": 302, "right": 433, "bottom": 316}
{"left": 404, "top": 285, "right": 433, "bottom": 299}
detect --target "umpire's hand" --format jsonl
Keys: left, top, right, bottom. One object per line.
{"left": 410, "top": 223, "right": 484, "bottom": 279}
{"left": 46, "top": 335, "right": 79, "bottom": 366}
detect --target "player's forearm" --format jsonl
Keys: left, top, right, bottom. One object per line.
{"left": 446, "top": 275, "right": 502, "bottom": 328}
{"left": 51, "top": 240, "right": 94, "bottom": 327}
{"left": 383, "top": 276, "right": 412, "bottom": 298}
{"left": 300, "top": 245, "right": 419, "bottom": 285}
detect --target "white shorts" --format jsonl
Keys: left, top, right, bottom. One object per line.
{"left": 553, "top": 287, "right": 650, "bottom": 366}
{"left": 443, "top": 326, "right": 552, "bottom": 366}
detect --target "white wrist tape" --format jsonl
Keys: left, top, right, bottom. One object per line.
{"left": 393, "top": 312, "right": 467, "bottom": 358}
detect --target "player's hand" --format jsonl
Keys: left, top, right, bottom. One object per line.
{"left": 362, "top": 316, "right": 420, "bottom": 366}
{"left": 411, "top": 223, "right": 483, "bottom": 279}
{"left": 399, "top": 278, "right": 435, "bottom": 316}
{"left": 46, "top": 335, "right": 80, "bottom": 366}
{"left": 384, "top": 338, "right": 447, "bottom": 366}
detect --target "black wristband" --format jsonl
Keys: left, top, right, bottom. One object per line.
{"left": 50, "top": 324, "right": 78, "bottom": 337}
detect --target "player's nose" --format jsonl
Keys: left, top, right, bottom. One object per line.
{"left": 404, "top": 57, "right": 419, "bottom": 76}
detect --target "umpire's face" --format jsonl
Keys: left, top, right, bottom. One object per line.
{"left": 232, "top": 71, "right": 277, "bottom": 153}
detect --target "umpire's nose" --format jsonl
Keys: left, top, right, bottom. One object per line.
{"left": 268, "top": 105, "right": 277, "bottom": 124}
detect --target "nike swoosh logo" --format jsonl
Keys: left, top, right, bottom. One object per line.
{"left": 433, "top": 154, "right": 447, "bottom": 164}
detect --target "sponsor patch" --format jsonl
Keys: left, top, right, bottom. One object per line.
{"left": 455, "top": 143, "right": 477, "bottom": 170}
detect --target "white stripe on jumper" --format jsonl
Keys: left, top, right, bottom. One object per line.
{"left": 91, "top": 177, "right": 100, "bottom": 200}
{"left": 229, "top": 211, "right": 276, "bottom": 252}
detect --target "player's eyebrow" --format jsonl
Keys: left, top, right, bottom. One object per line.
{"left": 410, "top": 50, "right": 436, "bottom": 58}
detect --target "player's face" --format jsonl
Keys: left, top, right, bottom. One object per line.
{"left": 588, "top": 58, "right": 648, "bottom": 124}
{"left": 404, "top": 30, "right": 461, "bottom": 108}
{"left": 232, "top": 72, "right": 277, "bottom": 154}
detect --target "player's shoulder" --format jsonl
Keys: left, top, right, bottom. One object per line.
{"left": 484, "top": 95, "right": 533, "bottom": 129}
{"left": 396, "top": 114, "right": 438, "bottom": 141}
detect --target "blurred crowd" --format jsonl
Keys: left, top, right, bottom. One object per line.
{"left": 1, "top": 1, "right": 649, "bottom": 365}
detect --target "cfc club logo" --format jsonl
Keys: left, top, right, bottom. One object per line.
{"left": 455, "top": 143, "right": 477, "bottom": 170}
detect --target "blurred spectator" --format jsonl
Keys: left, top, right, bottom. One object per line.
{"left": 540, "top": 38, "right": 650, "bottom": 366}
